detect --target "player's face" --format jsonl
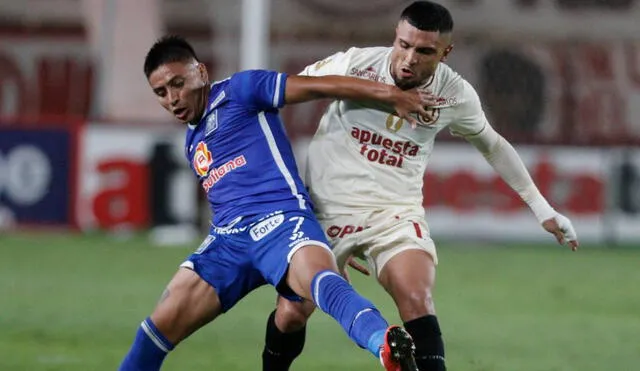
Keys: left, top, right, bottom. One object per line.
{"left": 148, "top": 60, "right": 209, "bottom": 123}
{"left": 390, "top": 20, "right": 453, "bottom": 90}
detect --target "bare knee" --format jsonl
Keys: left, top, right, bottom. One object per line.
{"left": 275, "top": 297, "right": 315, "bottom": 332}
{"left": 378, "top": 249, "right": 437, "bottom": 321}
{"left": 395, "top": 287, "right": 436, "bottom": 321}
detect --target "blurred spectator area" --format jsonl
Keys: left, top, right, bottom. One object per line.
{"left": 0, "top": 0, "right": 640, "bottom": 145}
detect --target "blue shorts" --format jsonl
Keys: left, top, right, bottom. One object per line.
{"left": 180, "top": 210, "right": 331, "bottom": 312}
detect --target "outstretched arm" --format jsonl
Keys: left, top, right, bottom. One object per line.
{"left": 465, "top": 125, "right": 579, "bottom": 250}
{"left": 284, "top": 75, "right": 435, "bottom": 128}
{"left": 449, "top": 80, "right": 578, "bottom": 250}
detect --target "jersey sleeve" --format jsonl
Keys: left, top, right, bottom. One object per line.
{"left": 298, "top": 48, "right": 354, "bottom": 77}
{"left": 228, "top": 70, "right": 287, "bottom": 110}
{"left": 448, "top": 80, "right": 489, "bottom": 137}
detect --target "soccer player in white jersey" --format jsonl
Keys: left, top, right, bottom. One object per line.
{"left": 261, "top": 2, "right": 579, "bottom": 371}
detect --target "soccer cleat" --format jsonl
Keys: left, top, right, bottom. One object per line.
{"left": 380, "top": 326, "right": 418, "bottom": 371}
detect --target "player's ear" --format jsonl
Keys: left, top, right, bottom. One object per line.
{"left": 198, "top": 63, "right": 209, "bottom": 86}
{"left": 441, "top": 44, "right": 454, "bottom": 62}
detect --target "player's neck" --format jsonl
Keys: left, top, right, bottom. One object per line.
{"left": 189, "top": 84, "right": 211, "bottom": 125}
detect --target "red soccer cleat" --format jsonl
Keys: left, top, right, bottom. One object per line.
{"left": 380, "top": 326, "right": 418, "bottom": 371}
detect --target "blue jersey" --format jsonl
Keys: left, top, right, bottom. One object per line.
{"left": 185, "top": 70, "right": 312, "bottom": 226}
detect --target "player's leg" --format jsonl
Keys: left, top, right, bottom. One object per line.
{"left": 369, "top": 214, "right": 446, "bottom": 371}
{"left": 120, "top": 233, "right": 261, "bottom": 371}
{"left": 262, "top": 296, "right": 315, "bottom": 371}
{"left": 378, "top": 249, "right": 445, "bottom": 371}
{"left": 261, "top": 212, "right": 365, "bottom": 371}
{"left": 119, "top": 267, "right": 223, "bottom": 371}
{"left": 285, "top": 243, "right": 417, "bottom": 370}
{"left": 255, "top": 212, "right": 417, "bottom": 370}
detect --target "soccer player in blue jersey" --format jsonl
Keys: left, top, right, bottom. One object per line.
{"left": 117, "top": 36, "right": 437, "bottom": 371}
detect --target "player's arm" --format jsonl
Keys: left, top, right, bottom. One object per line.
{"left": 284, "top": 74, "right": 434, "bottom": 128}
{"left": 229, "top": 69, "right": 433, "bottom": 127}
{"left": 295, "top": 48, "right": 437, "bottom": 127}
{"left": 290, "top": 48, "right": 404, "bottom": 105}
{"left": 451, "top": 81, "right": 579, "bottom": 250}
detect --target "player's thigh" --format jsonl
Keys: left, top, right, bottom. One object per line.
{"left": 365, "top": 212, "right": 438, "bottom": 277}
{"left": 286, "top": 243, "right": 340, "bottom": 299}
{"left": 275, "top": 295, "right": 316, "bottom": 332}
{"left": 368, "top": 214, "right": 439, "bottom": 319}
{"left": 182, "top": 233, "right": 267, "bottom": 315}
{"left": 252, "top": 210, "right": 335, "bottom": 300}
{"left": 150, "top": 267, "right": 223, "bottom": 345}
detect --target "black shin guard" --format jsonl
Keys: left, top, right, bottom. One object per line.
{"left": 403, "top": 315, "right": 446, "bottom": 371}
{"left": 262, "top": 310, "right": 306, "bottom": 371}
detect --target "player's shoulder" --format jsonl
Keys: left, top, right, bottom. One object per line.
{"left": 435, "top": 63, "right": 464, "bottom": 93}
{"left": 339, "top": 46, "right": 392, "bottom": 82}
{"left": 225, "top": 69, "right": 281, "bottom": 87}
{"left": 434, "top": 63, "right": 480, "bottom": 107}
{"left": 343, "top": 46, "right": 391, "bottom": 65}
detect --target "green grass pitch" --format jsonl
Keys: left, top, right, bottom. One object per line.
{"left": 1, "top": 232, "right": 639, "bottom": 370}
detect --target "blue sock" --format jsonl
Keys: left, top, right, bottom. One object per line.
{"left": 311, "top": 270, "right": 388, "bottom": 357}
{"left": 119, "top": 318, "right": 174, "bottom": 371}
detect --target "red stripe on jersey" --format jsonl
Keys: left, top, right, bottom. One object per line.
{"left": 412, "top": 222, "right": 423, "bottom": 238}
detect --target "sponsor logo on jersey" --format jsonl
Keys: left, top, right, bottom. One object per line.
{"left": 434, "top": 96, "right": 458, "bottom": 107}
{"left": 326, "top": 224, "right": 369, "bottom": 239}
{"left": 212, "top": 216, "right": 247, "bottom": 234}
{"left": 250, "top": 214, "right": 285, "bottom": 241}
{"left": 288, "top": 236, "right": 309, "bottom": 247}
{"left": 349, "top": 66, "right": 386, "bottom": 83}
{"left": 201, "top": 155, "right": 248, "bottom": 192}
{"left": 193, "top": 141, "right": 213, "bottom": 176}
{"left": 351, "top": 127, "right": 420, "bottom": 168}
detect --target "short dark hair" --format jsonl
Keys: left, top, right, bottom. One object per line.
{"left": 143, "top": 35, "right": 200, "bottom": 77}
{"left": 400, "top": 1, "right": 454, "bottom": 33}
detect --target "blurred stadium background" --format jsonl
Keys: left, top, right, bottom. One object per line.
{"left": 1, "top": 0, "right": 639, "bottom": 370}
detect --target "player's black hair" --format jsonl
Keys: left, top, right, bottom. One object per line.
{"left": 144, "top": 35, "right": 200, "bottom": 77}
{"left": 400, "top": 1, "right": 454, "bottom": 33}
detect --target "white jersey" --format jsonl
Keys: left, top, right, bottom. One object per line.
{"left": 300, "top": 46, "right": 489, "bottom": 214}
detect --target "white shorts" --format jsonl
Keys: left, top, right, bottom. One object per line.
{"left": 317, "top": 207, "right": 437, "bottom": 277}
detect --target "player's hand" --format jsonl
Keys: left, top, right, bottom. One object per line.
{"left": 347, "top": 256, "right": 370, "bottom": 276}
{"left": 542, "top": 213, "right": 579, "bottom": 251}
{"left": 392, "top": 88, "right": 438, "bottom": 129}
{"left": 340, "top": 256, "right": 370, "bottom": 282}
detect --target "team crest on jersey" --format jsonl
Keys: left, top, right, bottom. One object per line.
{"left": 418, "top": 107, "right": 441, "bottom": 126}
{"left": 193, "top": 141, "right": 213, "bottom": 176}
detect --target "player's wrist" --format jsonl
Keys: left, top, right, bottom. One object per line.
{"left": 384, "top": 85, "right": 401, "bottom": 105}
{"left": 522, "top": 186, "right": 557, "bottom": 223}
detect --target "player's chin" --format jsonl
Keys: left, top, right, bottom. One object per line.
{"left": 174, "top": 116, "right": 188, "bottom": 124}
{"left": 396, "top": 79, "right": 419, "bottom": 91}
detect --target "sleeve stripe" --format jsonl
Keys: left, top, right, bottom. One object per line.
{"left": 272, "top": 73, "right": 283, "bottom": 107}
